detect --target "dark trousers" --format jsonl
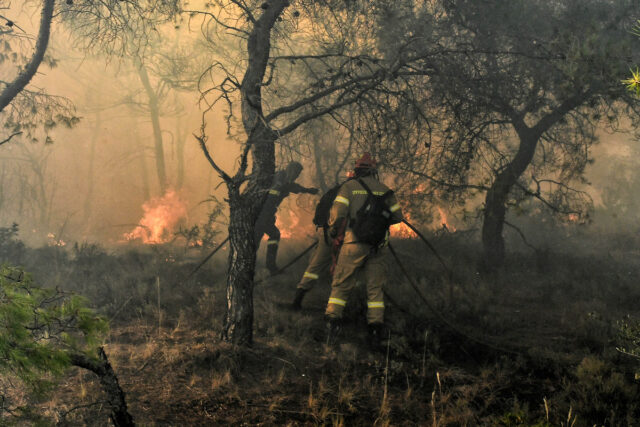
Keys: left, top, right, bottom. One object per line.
{"left": 255, "top": 215, "right": 281, "bottom": 272}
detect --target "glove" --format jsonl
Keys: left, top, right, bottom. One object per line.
{"left": 308, "top": 188, "right": 320, "bottom": 195}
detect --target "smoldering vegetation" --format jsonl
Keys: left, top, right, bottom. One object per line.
{"left": 2, "top": 217, "right": 640, "bottom": 424}
{"left": 2, "top": 0, "right": 640, "bottom": 425}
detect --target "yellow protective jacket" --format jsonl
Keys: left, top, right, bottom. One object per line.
{"left": 328, "top": 175, "right": 403, "bottom": 245}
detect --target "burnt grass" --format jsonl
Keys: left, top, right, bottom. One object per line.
{"left": 5, "top": 227, "right": 640, "bottom": 426}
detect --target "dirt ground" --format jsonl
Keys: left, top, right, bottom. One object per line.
{"left": 7, "top": 233, "right": 640, "bottom": 425}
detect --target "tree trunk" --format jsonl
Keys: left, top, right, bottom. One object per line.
{"left": 175, "top": 116, "right": 186, "bottom": 190}
{"left": 312, "top": 132, "right": 329, "bottom": 192}
{"left": 136, "top": 63, "right": 167, "bottom": 194}
{"left": 481, "top": 128, "right": 539, "bottom": 271}
{"left": 222, "top": 0, "right": 288, "bottom": 344}
{"left": 0, "top": 0, "right": 55, "bottom": 113}
{"left": 480, "top": 92, "right": 590, "bottom": 272}
{"left": 82, "top": 111, "right": 100, "bottom": 232}
{"left": 222, "top": 124, "right": 277, "bottom": 344}
{"left": 481, "top": 172, "right": 510, "bottom": 270}
{"left": 222, "top": 196, "right": 257, "bottom": 344}
{"left": 132, "top": 125, "right": 151, "bottom": 201}
{"left": 70, "top": 347, "right": 134, "bottom": 427}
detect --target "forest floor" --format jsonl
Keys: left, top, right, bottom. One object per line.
{"left": 6, "top": 228, "right": 640, "bottom": 425}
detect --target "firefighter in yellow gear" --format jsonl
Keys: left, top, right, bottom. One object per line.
{"left": 291, "top": 172, "right": 354, "bottom": 310}
{"left": 291, "top": 228, "right": 334, "bottom": 309}
{"left": 255, "top": 161, "right": 318, "bottom": 274}
{"left": 324, "top": 153, "right": 403, "bottom": 346}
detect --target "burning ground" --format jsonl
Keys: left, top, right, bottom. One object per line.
{"left": 3, "top": 221, "right": 640, "bottom": 425}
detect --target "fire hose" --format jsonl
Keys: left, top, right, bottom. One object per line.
{"left": 254, "top": 240, "right": 318, "bottom": 285}
{"left": 185, "top": 236, "right": 230, "bottom": 281}
{"left": 187, "top": 223, "right": 519, "bottom": 354}
{"left": 387, "top": 242, "right": 520, "bottom": 355}
{"left": 185, "top": 236, "right": 318, "bottom": 284}
{"left": 400, "top": 218, "right": 453, "bottom": 280}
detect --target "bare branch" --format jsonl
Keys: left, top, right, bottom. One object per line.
{"left": 183, "top": 9, "right": 250, "bottom": 36}
{"left": 504, "top": 220, "right": 537, "bottom": 251}
{"left": 276, "top": 87, "right": 373, "bottom": 136}
{"left": 0, "top": 132, "right": 22, "bottom": 146}
{"left": 194, "top": 114, "right": 233, "bottom": 184}
{"left": 266, "top": 71, "right": 384, "bottom": 122}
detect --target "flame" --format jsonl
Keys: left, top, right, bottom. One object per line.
{"left": 389, "top": 206, "right": 456, "bottom": 239}
{"left": 436, "top": 206, "right": 456, "bottom": 232}
{"left": 47, "top": 232, "right": 66, "bottom": 247}
{"left": 390, "top": 213, "right": 414, "bottom": 238}
{"left": 125, "top": 190, "right": 187, "bottom": 244}
{"left": 274, "top": 210, "right": 300, "bottom": 240}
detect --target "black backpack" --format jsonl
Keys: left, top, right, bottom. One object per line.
{"left": 313, "top": 183, "right": 342, "bottom": 227}
{"left": 351, "top": 179, "right": 394, "bottom": 247}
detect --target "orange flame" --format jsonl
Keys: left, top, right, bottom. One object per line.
{"left": 125, "top": 190, "right": 187, "bottom": 244}
{"left": 436, "top": 206, "right": 456, "bottom": 232}
{"left": 389, "top": 206, "right": 456, "bottom": 239}
{"left": 274, "top": 210, "right": 300, "bottom": 240}
{"left": 390, "top": 213, "right": 415, "bottom": 238}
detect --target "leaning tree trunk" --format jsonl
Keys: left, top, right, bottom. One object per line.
{"left": 221, "top": 0, "right": 288, "bottom": 344}
{"left": 71, "top": 347, "right": 134, "bottom": 427}
{"left": 481, "top": 128, "right": 539, "bottom": 271}
{"left": 481, "top": 95, "right": 589, "bottom": 271}
{"left": 0, "top": 0, "right": 55, "bottom": 113}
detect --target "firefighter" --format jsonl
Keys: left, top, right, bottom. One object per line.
{"left": 324, "top": 153, "right": 403, "bottom": 348}
{"left": 255, "top": 161, "right": 318, "bottom": 274}
{"left": 291, "top": 170, "right": 355, "bottom": 310}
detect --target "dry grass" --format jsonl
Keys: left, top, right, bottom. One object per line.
{"left": 3, "top": 232, "right": 640, "bottom": 424}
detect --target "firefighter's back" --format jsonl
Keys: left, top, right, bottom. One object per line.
{"left": 339, "top": 176, "right": 400, "bottom": 245}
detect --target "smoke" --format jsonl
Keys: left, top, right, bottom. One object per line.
{"left": 0, "top": 2, "right": 638, "bottom": 250}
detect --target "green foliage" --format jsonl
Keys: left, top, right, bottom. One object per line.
{"left": 623, "top": 21, "right": 640, "bottom": 96}
{"left": 0, "top": 265, "right": 108, "bottom": 412}
{"left": 622, "top": 67, "right": 640, "bottom": 96}
{"left": 616, "top": 315, "right": 640, "bottom": 360}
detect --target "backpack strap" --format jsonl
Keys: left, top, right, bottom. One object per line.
{"left": 356, "top": 179, "right": 394, "bottom": 203}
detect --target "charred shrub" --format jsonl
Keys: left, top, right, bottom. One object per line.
{"left": 0, "top": 223, "right": 25, "bottom": 264}
{"left": 558, "top": 356, "right": 640, "bottom": 424}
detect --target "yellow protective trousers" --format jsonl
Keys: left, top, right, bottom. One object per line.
{"left": 325, "top": 241, "right": 387, "bottom": 325}
{"left": 297, "top": 228, "right": 333, "bottom": 291}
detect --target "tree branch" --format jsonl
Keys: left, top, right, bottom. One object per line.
{"left": 183, "top": 8, "right": 250, "bottom": 36}
{"left": 0, "top": 0, "right": 55, "bottom": 113}
{"left": 70, "top": 347, "right": 134, "bottom": 427}
{"left": 265, "top": 71, "right": 384, "bottom": 122}
{"left": 504, "top": 220, "right": 537, "bottom": 251}
{"left": 0, "top": 132, "right": 22, "bottom": 146}
{"left": 194, "top": 114, "right": 234, "bottom": 184}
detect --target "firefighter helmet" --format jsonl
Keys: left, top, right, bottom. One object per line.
{"left": 355, "top": 153, "right": 377, "bottom": 169}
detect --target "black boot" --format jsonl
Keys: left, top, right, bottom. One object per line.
{"left": 367, "top": 323, "right": 385, "bottom": 351}
{"left": 325, "top": 317, "right": 342, "bottom": 346}
{"left": 266, "top": 243, "right": 279, "bottom": 275}
{"left": 291, "top": 288, "right": 307, "bottom": 311}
